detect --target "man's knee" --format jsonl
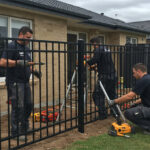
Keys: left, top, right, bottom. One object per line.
{"left": 124, "top": 107, "right": 144, "bottom": 122}
{"left": 124, "top": 109, "right": 132, "bottom": 120}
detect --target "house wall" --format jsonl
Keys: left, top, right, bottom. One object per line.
{"left": 105, "top": 32, "right": 120, "bottom": 45}
{"left": 120, "top": 32, "right": 146, "bottom": 45}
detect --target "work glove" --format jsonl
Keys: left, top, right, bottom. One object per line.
{"left": 109, "top": 99, "right": 116, "bottom": 107}
{"left": 88, "top": 64, "right": 97, "bottom": 71}
{"left": 32, "top": 70, "right": 42, "bottom": 79}
{"left": 130, "top": 103, "right": 138, "bottom": 108}
{"left": 17, "top": 60, "right": 30, "bottom": 67}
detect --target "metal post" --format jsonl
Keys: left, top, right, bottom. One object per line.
{"left": 78, "top": 39, "right": 85, "bottom": 133}
{"left": 56, "top": 67, "right": 77, "bottom": 121}
{"left": 99, "top": 80, "right": 126, "bottom": 122}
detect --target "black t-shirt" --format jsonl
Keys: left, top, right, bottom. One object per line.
{"left": 1, "top": 41, "right": 31, "bottom": 84}
{"left": 132, "top": 74, "right": 150, "bottom": 107}
{"left": 87, "top": 46, "right": 116, "bottom": 79}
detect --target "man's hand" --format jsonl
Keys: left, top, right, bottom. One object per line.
{"left": 17, "top": 60, "right": 45, "bottom": 67}
{"left": 88, "top": 64, "right": 97, "bottom": 71}
{"left": 109, "top": 99, "right": 115, "bottom": 107}
{"left": 32, "top": 70, "right": 42, "bottom": 79}
{"left": 130, "top": 103, "right": 138, "bottom": 108}
{"left": 17, "top": 60, "right": 34, "bottom": 67}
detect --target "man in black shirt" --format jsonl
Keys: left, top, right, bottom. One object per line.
{"left": 87, "top": 37, "right": 117, "bottom": 120}
{"left": 110, "top": 63, "right": 150, "bottom": 134}
{"left": 0, "top": 26, "right": 40, "bottom": 140}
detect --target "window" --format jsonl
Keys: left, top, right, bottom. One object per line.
{"left": 0, "top": 16, "right": 32, "bottom": 80}
{"left": 79, "top": 33, "right": 86, "bottom": 42}
{"left": 0, "top": 16, "right": 8, "bottom": 37}
{"left": 98, "top": 36, "right": 104, "bottom": 44}
{"left": 11, "top": 19, "right": 31, "bottom": 38}
{"left": 126, "top": 36, "right": 137, "bottom": 44}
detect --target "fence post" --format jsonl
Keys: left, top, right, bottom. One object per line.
{"left": 78, "top": 39, "right": 85, "bottom": 133}
{"left": 144, "top": 44, "right": 149, "bottom": 65}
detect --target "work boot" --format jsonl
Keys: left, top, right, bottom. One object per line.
{"left": 98, "top": 111, "right": 108, "bottom": 120}
{"left": 98, "top": 106, "right": 108, "bottom": 120}
{"left": 12, "top": 132, "right": 26, "bottom": 141}
{"left": 13, "top": 135, "right": 26, "bottom": 141}
{"left": 20, "top": 127, "right": 33, "bottom": 135}
{"left": 98, "top": 115, "right": 107, "bottom": 120}
{"left": 143, "top": 129, "right": 150, "bottom": 135}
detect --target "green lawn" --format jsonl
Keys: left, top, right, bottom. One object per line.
{"left": 65, "top": 127, "right": 150, "bottom": 150}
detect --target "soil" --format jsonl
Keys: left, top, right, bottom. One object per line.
{"left": 1, "top": 97, "right": 116, "bottom": 150}
{"left": 20, "top": 116, "right": 115, "bottom": 150}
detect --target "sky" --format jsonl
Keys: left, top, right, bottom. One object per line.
{"left": 58, "top": 0, "right": 150, "bottom": 23}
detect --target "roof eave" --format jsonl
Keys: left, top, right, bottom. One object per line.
{"left": 82, "top": 20, "right": 116, "bottom": 29}
{"left": 83, "top": 20, "right": 150, "bottom": 34}
{"left": 115, "top": 25, "right": 150, "bottom": 34}
{"left": 0, "top": 0, "right": 91, "bottom": 20}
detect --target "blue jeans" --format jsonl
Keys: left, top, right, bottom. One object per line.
{"left": 8, "top": 83, "right": 33, "bottom": 135}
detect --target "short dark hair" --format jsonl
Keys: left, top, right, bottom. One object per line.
{"left": 18, "top": 26, "right": 33, "bottom": 35}
{"left": 133, "top": 63, "right": 147, "bottom": 72}
{"left": 90, "top": 37, "right": 100, "bottom": 44}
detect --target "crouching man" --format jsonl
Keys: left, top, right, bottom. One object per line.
{"left": 110, "top": 63, "right": 150, "bottom": 134}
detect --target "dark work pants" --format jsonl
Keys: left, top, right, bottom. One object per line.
{"left": 124, "top": 105, "right": 150, "bottom": 131}
{"left": 92, "top": 78, "right": 117, "bottom": 117}
{"left": 8, "top": 83, "right": 33, "bottom": 135}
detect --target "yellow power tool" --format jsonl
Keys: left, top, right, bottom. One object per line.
{"left": 99, "top": 80, "right": 135, "bottom": 137}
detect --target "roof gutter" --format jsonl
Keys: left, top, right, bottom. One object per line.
{"left": 82, "top": 20, "right": 150, "bottom": 34}
{"left": 82, "top": 20, "right": 116, "bottom": 29}
{"left": 115, "top": 25, "right": 150, "bottom": 34}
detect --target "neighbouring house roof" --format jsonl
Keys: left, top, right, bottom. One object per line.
{"left": 0, "top": 0, "right": 150, "bottom": 34}
{"left": 128, "top": 21, "right": 150, "bottom": 32}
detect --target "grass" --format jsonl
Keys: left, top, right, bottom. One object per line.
{"left": 64, "top": 127, "right": 150, "bottom": 150}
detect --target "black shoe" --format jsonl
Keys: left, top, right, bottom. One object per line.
{"left": 13, "top": 135, "right": 26, "bottom": 141}
{"left": 11, "top": 133, "right": 26, "bottom": 141}
{"left": 20, "top": 128, "right": 33, "bottom": 135}
{"left": 98, "top": 115, "right": 107, "bottom": 120}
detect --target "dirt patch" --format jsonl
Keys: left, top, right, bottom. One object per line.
{"left": 1, "top": 98, "right": 115, "bottom": 150}
{"left": 21, "top": 116, "right": 115, "bottom": 150}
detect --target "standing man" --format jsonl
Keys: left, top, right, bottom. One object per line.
{"left": 0, "top": 26, "right": 40, "bottom": 140}
{"left": 110, "top": 63, "right": 150, "bottom": 134}
{"left": 87, "top": 37, "right": 117, "bottom": 120}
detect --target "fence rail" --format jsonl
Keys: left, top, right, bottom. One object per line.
{"left": 0, "top": 38, "right": 150, "bottom": 149}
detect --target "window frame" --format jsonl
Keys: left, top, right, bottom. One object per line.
{"left": 67, "top": 31, "right": 88, "bottom": 43}
{"left": 126, "top": 36, "right": 138, "bottom": 44}
{"left": 0, "top": 15, "right": 32, "bottom": 82}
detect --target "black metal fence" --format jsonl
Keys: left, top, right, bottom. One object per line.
{"left": 0, "top": 38, "right": 150, "bottom": 149}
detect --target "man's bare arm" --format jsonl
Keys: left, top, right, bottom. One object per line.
{"left": 115, "top": 91, "right": 137, "bottom": 104}
{"left": 0, "top": 58, "right": 16, "bottom": 67}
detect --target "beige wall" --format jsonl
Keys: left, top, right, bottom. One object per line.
{"left": 105, "top": 32, "right": 120, "bottom": 45}
{"left": 120, "top": 32, "right": 146, "bottom": 45}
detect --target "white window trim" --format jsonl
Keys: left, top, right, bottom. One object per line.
{"left": 10, "top": 17, "right": 32, "bottom": 37}
{"left": 97, "top": 34, "right": 105, "bottom": 44}
{"left": 67, "top": 31, "right": 88, "bottom": 43}
{"left": 146, "top": 34, "right": 150, "bottom": 39}
{"left": 126, "top": 36, "right": 138, "bottom": 44}
{"left": 0, "top": 16, "right": 32, "bottom": 82}
{"left": 131, "top": 38, "right": 137, "bottom": 44}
